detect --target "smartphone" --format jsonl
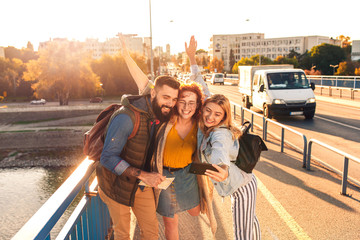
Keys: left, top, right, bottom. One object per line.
{"left": 188, "top": 162, "right": 218, "bottom": 175}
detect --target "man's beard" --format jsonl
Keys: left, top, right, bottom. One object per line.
{"left": 152, "top": 97, "right": 173, "bottom": 122}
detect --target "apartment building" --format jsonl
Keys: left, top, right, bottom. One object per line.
{"left": 351, "top": 40, "right": 360, "bottom": 61}
{"left": 209, "top": 33, "right": 341, "bottom": 71}
{"left": 0, "top": 47, "right": 4, "bottom": 58}
{"left": 85, "top": 34, "right": 143, "bottom": 59}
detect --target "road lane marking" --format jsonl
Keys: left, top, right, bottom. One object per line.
{"left": 314, "top": 115, "right": 360, "bottom": 131}
{"left": 257, "top": 178, "right": 311, "bottom": 240}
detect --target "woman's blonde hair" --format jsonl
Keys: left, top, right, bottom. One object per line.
{"left": 199, "top": 94, "right": 241, "bottom": 139}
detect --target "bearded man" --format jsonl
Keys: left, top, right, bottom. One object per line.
{"left": 97, "top": 75, "right": 180, "bottom": 240}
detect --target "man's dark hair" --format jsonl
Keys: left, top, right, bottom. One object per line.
{"left": 154, "top": 75, "right": 180, "bottom": 90}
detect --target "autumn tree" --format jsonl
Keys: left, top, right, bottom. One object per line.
{"left": 273, "top": 56, "right": 299, "bottom": 68}
{"left": 91, "top": 54, "right": 139, "bottom": 96}
{"left": 335, "top": 61, "right": 360, "bottom": 76}
{"left": 23, "top": 41, "right": 100, "bottom": 105}
{"left": 5, "top": 44, "right": 38, "bottom": 63}
{"left": 208, "top": 56, "right": 224, "bottom": 73}
{"left": 309, "top": 43, "right": 346, "bottom": 75}
{"left": 355, "top": 67, "right": 360, "bottom": 76}
{"left": 0, "top": 57, "right": 28, "bottom": 98}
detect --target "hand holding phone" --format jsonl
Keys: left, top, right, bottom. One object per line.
{"left": 188, "top": 162, "right": 218, "bottom": 175}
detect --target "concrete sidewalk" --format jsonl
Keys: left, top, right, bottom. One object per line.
{"left": 129, "top": 132, "right": 360, "bottom": 239}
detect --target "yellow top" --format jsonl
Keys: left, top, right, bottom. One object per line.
{"left": 163, "top": 122, "right": 197, "bottom": 168}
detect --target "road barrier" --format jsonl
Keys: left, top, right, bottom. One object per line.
{"left": 229, "top": 98, "right": 359, "bottom": 194}
{"left": 307, "top": 139, "right": 360, "bottom": 195}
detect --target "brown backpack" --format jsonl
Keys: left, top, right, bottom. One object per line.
{"left": 83, "top": 104, "right": 140, "bottom": 161}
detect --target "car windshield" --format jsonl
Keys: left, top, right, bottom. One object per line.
{"left": 267, "top": 72, "right": 310, "bottom": 89}
{"left": 215, "top": 74, "right": 223, "bottom": 78}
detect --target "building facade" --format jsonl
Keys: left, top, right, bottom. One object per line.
{"left": 85, "top": 34, "right": 144, "bottom": 59}
{"left": 209, "top": 33, "right": 342, "bottom": 71}
{"left": 0, "top": 47, "right": 4, "bottom": 58}
{"left": 351, "top": 40, "right": 360, "bottom": 61}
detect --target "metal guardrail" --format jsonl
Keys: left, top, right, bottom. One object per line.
{"left": 264, "top": 118, "right": 308, "bottom": 167}
{"left": 229, "top": 99, "right": 359, "bottom": 194}
{"left": 315, "top": 85, "right": 359, "bottom": 99}
{"left": 306, "top": 75, "right": 359, "bottom": 89}
{"left": 13, "top": 159, "right": 110, "bottom": 240}
{"left": 307, "top": 139, "right": 360, "bottom": 195}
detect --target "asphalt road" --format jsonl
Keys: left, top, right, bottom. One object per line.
{"left": 207, "top": 84, "right": 360, "bottom": 186}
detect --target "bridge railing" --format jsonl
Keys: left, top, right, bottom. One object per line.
{"left": 307, "top": 139, "right": 360, "bottom": 195}
{"left": 13, "top": 158, "right": 110, "bottom": 240}
{"left": 306, "top": 75, "right": 360, "bottom": 89}
{"left": 229, "top": 99, "right": 358, "bottom": 194}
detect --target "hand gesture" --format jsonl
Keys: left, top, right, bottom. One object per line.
{"left": 205, "top": 164, "right": 229, "bottom": 182}
{"left": 185, "top": 35, "right": 197, "bottom": 58}
{"left": 185, "top": 36, "right": 197, "bottom": 65}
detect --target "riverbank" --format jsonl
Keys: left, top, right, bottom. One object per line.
{"left": 0, "top": 102, "right": 105, "bottom": 168}
{"left": 0, "top": 147, "right": 85, "bottom": 168}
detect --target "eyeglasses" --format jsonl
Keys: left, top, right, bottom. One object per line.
{"left": 178, "top": 101, "right": 197, "bottom": 108}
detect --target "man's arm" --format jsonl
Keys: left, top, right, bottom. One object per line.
{"left": 100, "top": 113, "right": 165, "bottom": 187}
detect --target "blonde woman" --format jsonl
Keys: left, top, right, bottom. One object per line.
{"left": 198, "top": 94, "right": 261, "bottom": 240}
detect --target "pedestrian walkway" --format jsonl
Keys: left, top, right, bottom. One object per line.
{"left": 127, "top": 123, "right": 360, "bottom": 239}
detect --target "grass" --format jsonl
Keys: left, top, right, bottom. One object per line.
{"left": 0, "top": 130, "right": 35, "bottom": 133}
{"left": 13, "top": 118, "right": 61, "bottom": 125}
{"left": 0, "top": 129, "right": 71, "bottom": 133}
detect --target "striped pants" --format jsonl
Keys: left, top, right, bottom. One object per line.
{"left": 231, "top": 174, "right": 261, "bottom": 240}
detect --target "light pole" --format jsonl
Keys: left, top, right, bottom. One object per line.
{"left": 330, "top": 64, "right": 338, "bottom": 75}
{"left": 149, "top": 0, "right": 154, "bottom": 81}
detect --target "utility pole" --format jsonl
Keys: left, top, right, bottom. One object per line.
{"left": 149, "top": 0, "right": 154, "bottom": 81}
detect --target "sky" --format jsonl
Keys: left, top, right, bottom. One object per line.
{"left": 1, "top": 0, "right": 359, "bottom": 55}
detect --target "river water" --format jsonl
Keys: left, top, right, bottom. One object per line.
{"left": 0, "top": 166, "right": 77, "bottom": 240}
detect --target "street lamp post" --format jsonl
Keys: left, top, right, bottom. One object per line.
{"left": 149, "top": 0, "right": 154, "bottom": 81}
{"left": 330, "top": 64, "right": 338, "bottom": 75}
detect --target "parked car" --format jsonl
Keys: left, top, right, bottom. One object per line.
{"left": 90, "top": 97, "right": 103, "bottom": 103}
{"left": 30, "top": 99, "right": 46, "bottom": 105}
{"left": 210, "top": 73, "right": 224, "bottom": 85}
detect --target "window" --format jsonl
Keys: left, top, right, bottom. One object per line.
{"left": 253, "top": 74, "right": 259, "bottom": 86}
{"left": 278, "top": 47, "right": 282, "bottom": 51}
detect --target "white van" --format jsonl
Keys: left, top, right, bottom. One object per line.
{"left": 238, "top": 65, "right": 316, "bottom": 119}
{"left": 210, "top": 73, "right": 224, "bottom": 85}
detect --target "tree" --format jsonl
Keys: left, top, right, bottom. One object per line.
{"left": 229, "top": 49, "right": 236, "bottom": 73}
{"left": 287, "top": 50, "right": 301, "bottom": 59}
{"left": 0, "top": 57, "right": 27, "bottom": 98}
{"left": 273, "top": 56, "right": 299, "bottom": 68}
{"left": 91, "top": 54, "right": 138, "bottom": 96}
{"left": 309, "top": 43, "right": 346, "bottom": 75}
{"left": 5, "top": 46, "right": 38, "bottom": 63}
{"left": 337, "top": 35, "right": 351, "bottom": 48}
{"left": 23, "top": 41, "right": 100, "bottom": 105}
{"left": 298, "top": 51, "right": 312, "bottom": 70}
{"left": 355, "top": 67, "right": 360, "bottom": 76}
{"left": 335, "top": 61, "right": 360, "bottom": 76}
{"left": 27, "top": 41, "right": 34, "bottom": 51}
{"left": 251, "top": 55, "right": 272, "bottom": 65}
{"left": 208, "top": 57, "right": 224, "bottom": 73}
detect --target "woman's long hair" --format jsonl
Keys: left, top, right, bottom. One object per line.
{"left": 173, "top": 81, "right": 204, "bottom": 121}
{"left": 199, "top": 94, "right": 241, "bottom": 139}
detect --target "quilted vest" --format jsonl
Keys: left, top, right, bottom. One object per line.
{"left": 96, "top": 95, "right": 155, "bottom": 206}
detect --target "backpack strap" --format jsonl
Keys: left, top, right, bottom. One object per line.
{"left": 128, "top": 109, "right": 140, "bottom": 139}
{"left": 104, "top": 107, "right": 141, "bottom": 140}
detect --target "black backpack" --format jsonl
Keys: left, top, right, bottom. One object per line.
{"left": 232, "top": 121, "right": 268, "bottom": 173}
